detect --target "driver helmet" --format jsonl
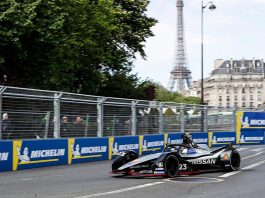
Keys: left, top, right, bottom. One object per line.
{"left": 182, "top": 132, "right": 192, "bottom": 144}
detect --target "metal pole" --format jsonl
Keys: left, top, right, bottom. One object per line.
{"left": 159, "top": 103, "right": 164, "bottom": 134}
{"left": 131, "top": 101, "right": 138, "bottom": 136}
{"left": 54, "top": 92, "right": 63, "bottom": 138}
{"left": 201, "top": 0, "right": 204, "bottom": 106}
{"left": 97, "top": 97, "right": 106, "bottom": 137}
{"left": 233, "top": 107, "right": 237, "bottom": 132}
{"left": 180, "top": 104, "right": 185, "bottom": 133}
{"left": 84, "top": 114, "right": 89, "bottom": 137}
{"left": 0, "top": 87, "right": 6, "bottom": 139}
{"left": 44, "top": 111, "right": 50, "bottom": 139}
{"left": 204, "top": 106, "right": 208, "bottom": 133}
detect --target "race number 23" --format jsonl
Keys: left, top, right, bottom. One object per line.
{"left": 179, "top": 164, "right": 187, "bottom": 170}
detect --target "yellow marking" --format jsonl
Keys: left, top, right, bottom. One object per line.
{"left": 19, "top": 159, "right": 58, "bottom": 165}
{"left": 236, "top": 111, "right": 243, "bottom": 144}
{"left": 164, "top": 134, "right": 168, "bottom": 147}
{"left": 108, "top": 137, "right": 114, "bottom": 160}
{"left": 208, "top": 132, "right": 213, "bottom": 147}
{"left": 13, "top": 140, "right": 22, "bottom": 171}
{"left": 139, "top": 136, "right": 144, "bottom": 156}
{"left": 68, "top": 138, "right": 75, "bottom": 165}
{"left": 73, "top": 155, "right": 102, "bottom": 159}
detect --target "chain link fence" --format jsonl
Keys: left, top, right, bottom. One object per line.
{"left": 0, "top": 86, "right": 262, "bottom": 140}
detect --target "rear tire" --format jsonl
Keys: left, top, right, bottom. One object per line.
{"left": 230, "top": 150, "right": 241, "bottom": 171}
{"left": 164, "top": 155, "right": 179, "bottom": 178}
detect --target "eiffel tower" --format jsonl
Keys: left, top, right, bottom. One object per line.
{"left": 169, "top": 0, "right": 192, "bottom": 94}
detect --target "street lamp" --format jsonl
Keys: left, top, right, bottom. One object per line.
{"left": 201, "top": 1, "right": 216, "bottom": 132}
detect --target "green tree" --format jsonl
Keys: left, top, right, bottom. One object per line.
{"left": 0, "top": 0, "right": 157, "bottom": 98}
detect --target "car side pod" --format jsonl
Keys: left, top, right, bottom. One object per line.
{"left": 112, "top": 150, "right": 138, "bottom": 172}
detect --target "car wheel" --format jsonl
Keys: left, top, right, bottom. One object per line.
{"left": 230, "top": 150, "right": 241, "bottom": 171}
{"left": 164, "top": 155, "right": 179, "bottom": 178}
{"left": 112, "top": 151, "right": 138, "bottom": 172}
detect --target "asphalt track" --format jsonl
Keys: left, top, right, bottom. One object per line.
{"left": 1, "top": 145, "right": 265, "bottom": 198}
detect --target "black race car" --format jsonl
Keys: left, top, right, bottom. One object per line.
{"left": 111, "top": 142, "right": 241, "bottom": 178}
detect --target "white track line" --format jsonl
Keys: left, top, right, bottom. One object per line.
{"left": 241, "top": 152, "right": 263, "bottom": 160}
{"left": 250, "top": 148, "right": 265, "bottom": 152}
{"left": 237, "top": 147, "right": 248, "bottom": 151}
{"left": 219, "top": 160, "right": 265, "bottom": 178}
{"left": 74, "top": 181, "right": 164, "bottom": 198}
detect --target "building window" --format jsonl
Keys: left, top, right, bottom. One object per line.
{"left": 258, "top": 95, "right": 262, "bottom": 101}
{"left": 242, "top": 88, "right": 245, "bottom": 93}
{"left": 257, "top": 62, "right": 261, "bottom": 67}
{"left": 242, "top": 95, "right": 245, "bottom": 100}
{"left": 234, "top": 88, "right": 237, "bottom": 94}
{"left": 227, "top": 96, "right": 230, "bottom": 101}
{"left": 250, "top": 102, "right": 254, "bottom": 107}
{"left": 219, "top": 103, "right": 222, "bottom": 107}
{"left": 226, "top": 89, "right": 230, "bottom": 94}
{"left": 250, "top": 95, "right": 253, "bottom": 100}
{"left": 226, "top": 63, "right": 230, "bottom": 67}
{"left": 242, "top": 102, "right": 246, "bottom": 107}
{"left": 227, "top": 102, "right": 230, "bottom": 107}
{"left": 234, "top": 102, "right": 237, "bottom": 107}
{"left": 234, "top": 95, "right": 237, "bottom": 101}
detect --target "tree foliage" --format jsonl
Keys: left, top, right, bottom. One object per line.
{"left": 0, "top": 0, "right": 157, "bottom": 99}
{"left": 155, "top": 84, "right": 200, "bottom": 104}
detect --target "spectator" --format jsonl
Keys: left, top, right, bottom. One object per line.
{"left": 73, "top": 116, "right": 84, "bottom": 137}
{"left": 61, "top": 116, "right": 72, "bottom": 138}
{"left": 2, "top": 113, "right": 12, "bottom": 140}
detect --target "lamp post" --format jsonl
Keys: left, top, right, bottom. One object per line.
{"left": 201, "top": 0, "right": 216, "bottom": 132}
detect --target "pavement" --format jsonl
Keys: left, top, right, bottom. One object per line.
{"left": 1, "top": 145, "right": 265, "bottom": 198}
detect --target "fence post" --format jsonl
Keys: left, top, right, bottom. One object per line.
{"left": 0, "top": 86, "right": 7, "bottom": 139}
{"left": 44, "top": 111, "right": 50, "bottom": 139}
{"left": 97, "top": 97, "right": 106, "bottom": 137}
{"left": 54, "top": 92, "right": 63, "bottom": 138}
{"left": 180, "top": 104, "right": 185, "bottom": 133}
{"left": 204, "top": 106, "right": 208, "bottom": 133}
{"left": 84, "top": 115, "right": 90, "bottom": 137}
{"left": 233, "top": 107, "right": 237, "bottom": 132}
{"left": 131, "top": 101, "right": 138, "bottom": 136}
{"left": 159, "top": 103, "right": 164, "bottom": 134}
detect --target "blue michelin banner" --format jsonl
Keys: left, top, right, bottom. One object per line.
{"left": 239, "top": 129, "right": 265, "bottom": 145}
{"left": 139, "top": 134, "right": 164, "bottom": 155}
{"left": 208, "top": 132, "right": 236, "bottom": 147}
{"left": 68, "top": 138, "right": 108, "bottom": 164}
{"left": 0, "top": 141, "right": 12, "bottom": 172}
{"left": 165, "top": 133, "right": 183, "bottom": 144}
{"left": 109, "top": 136, "right": 139, "bottom": 160}
{"left": 240, "top": 112, "right": 265, "bottom": 127}
{"left": 190, "top": 133, "right": 208, "bottom": 145}
{"left": 13, "top": 139, "right": 68, "bottom": 170}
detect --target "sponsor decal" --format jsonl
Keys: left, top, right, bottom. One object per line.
{"left": 193, "top": 138, "right": 208, "bottom": 143}
{"left": 13, "top": 140, "right": 68, "bottom": 171}
{"left": 191, "top": 158, "right": 216, "bottom": 165}
{"left": 239, "top": 135, "right": 264, "bottom": 144}
{"left": 0, "top": 152, "right": 9, "bottom": 161}
{"left": 139, "top": 135, "right": 164, "bottom": 155}
{"left": 69, "top": 138, "right": 108, "bottom": 164}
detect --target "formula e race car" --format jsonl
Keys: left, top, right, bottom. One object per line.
{"left": 111, "top": 142, "right": 241, "bottom": 178}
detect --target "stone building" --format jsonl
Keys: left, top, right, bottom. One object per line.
{"left": 188, "top": 58, "right": 265, "bottom": 108}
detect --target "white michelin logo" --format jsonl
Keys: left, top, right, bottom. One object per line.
{"left": 17, "top": 146, "right": 30, "bottom": 162}
{"left": 71, "top": 144, "right": 81, "bottom": 158}
{"left": 241, "top": 116, "right": 249, "bottom": 127}
{"left": 112, "top": 142, "right": 119, "bottom": 155}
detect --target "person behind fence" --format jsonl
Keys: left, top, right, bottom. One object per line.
{"left": 61, "top": 116, "right": 72, "bottom": 137}
{"left": 2, "top": 113, "right": 12, "bottom": 139}
{"left": 73, "top": 116, "right": 84, "bottom": 137}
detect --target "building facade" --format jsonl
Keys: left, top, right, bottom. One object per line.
{"left": 188, "top": 58, "right": 265, "bottom": 108}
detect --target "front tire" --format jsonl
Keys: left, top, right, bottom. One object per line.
{"left": 112, "top": 151, "right": 138, "bottom": 172}
{"left": 164, "top": 155, "right": 179, "bottom": 178}
{"left": 230, "top": 150, "right": 241, "bottom": 171}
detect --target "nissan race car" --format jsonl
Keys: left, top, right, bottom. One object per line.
{"left": 111, "top": 139, "right": 241, "bottom": 178}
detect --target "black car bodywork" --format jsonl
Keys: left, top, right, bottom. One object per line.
{"left": 111, "top": 143, "right": 241, "bottom": 178}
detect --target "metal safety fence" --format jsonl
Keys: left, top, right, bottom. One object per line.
{"left": 0, "top": 85, "right": 260, "bottom": 140}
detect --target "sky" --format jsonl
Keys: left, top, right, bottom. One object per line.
{"left": 133, "top": 0, "right": 265, "bottom": 88}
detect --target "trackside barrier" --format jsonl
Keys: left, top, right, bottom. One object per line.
{"left": 1, "top": 130, "right": 265, "bottom": 172}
